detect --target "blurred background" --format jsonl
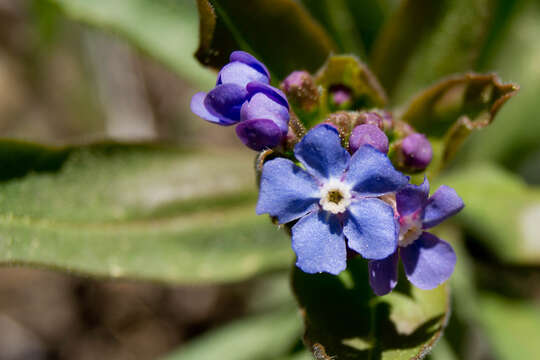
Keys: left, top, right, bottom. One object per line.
{"left": 0, "top": 0, "right": 539, "bottom": 359}
{"left": 0, "top": 1, "right": 257, "bottom": 359}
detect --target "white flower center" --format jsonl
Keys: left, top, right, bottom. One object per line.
{"left": 319, "top": 179, "right": 352, "bottom": 214}
{"left": 398, "top": 215, "right": 423, "bottom": 247}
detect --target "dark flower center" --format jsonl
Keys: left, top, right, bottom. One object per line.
{"left": 327, "top": 190, "right": 344, "bottom": 204}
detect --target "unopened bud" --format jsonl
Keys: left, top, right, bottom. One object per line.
{"left": 329, "top": 84, "right": 352, "bottom": 108}
{"left": 323, "top": 111, "right": 355, "bottom": 140}
{"left": 393, "top": 119, "right": 415, "bottom": 138}
{"left": 349, "top": 124, "right": 389, "bottom": 154}
{"left": 280, "top": 71, "right": 319, "bottom": 112}
{"left": 394, "top": 133, "right": 433, "bottom": 172}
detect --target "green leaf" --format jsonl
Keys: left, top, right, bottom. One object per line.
{"left": 0, "top": 141, "right": 292, "bottom": 283}
{"left": 399, "top": 73, "right": 517, "bottom": 137}
{"left": 196, "top": 0, "right": 337, "bottom": 80}
{"left": 50, "top": 0, "right": 216, "bottom": 87}
{"left": 343, "top": 0, "right": 399, "bottom": 54}
{"left": 300, "top": 0, "right": 398, "bottom": 58}
{"left": 436, "top": 164, "right": 540, "bottom": 264}
{"left": 160, "top": 305, "right": 302, "bottom": 360}
{"left": 398, "top": 73, "right": 518, "bottom": 174}
{"left": 465, "top": 0, "right": 540, "bottom": 170}
{"left": 292, "top": 258, "right": 450, "bottom": 360}
{"left": 477, "top": 295, "right": 540, "bottom": 360}
{"left": 299, "top": 0, "right": 367, "bottom": 57}
{"left": 380, "top": 0, "right": 498, "bottom": 104}
{"left": 370, "top": 0, "right": 445, "bottom": 95}
{"left": 315, "top": 55, "right": 388, "bottom": 108}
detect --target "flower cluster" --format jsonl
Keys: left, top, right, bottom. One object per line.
{"left": 191, "top": 51, "right": 464, "bottom": 295}
{"left": 256, "top": 125, "right": 463, "bottom": 294}
{"left": 191, "top": 51, "right": 290, "bottom": 151}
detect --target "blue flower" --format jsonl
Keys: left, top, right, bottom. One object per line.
{"left": 190, "top": 51, "right": 289, "bottom": 151}
{"left": 368, "top": 178, "right": 464, "bottom": 295}
{"left": 256, "top": 125, "right": 409, "bottom": 275}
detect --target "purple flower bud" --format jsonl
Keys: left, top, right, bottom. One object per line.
{"left": 236, "top": 82, "right": 290, "bottom": 151}
{"left": 191, "top": 51, "right": 270, "bottom": 125}
{"left": 349, "top": 124, "right": 389, "bottom": 154}
{"left": 228, "top": 51, "right": 270, "bottom": 80}
{"left": 398, "top": 133, "right": 433, "bottom": 170}
{"left": 329, "top": 84, "right": 352, "bottom": 107}
{"left": 281, "top": 71, "right": 307, "bottom": 91}
{"left": 191, "top": 51, "right": 290, "bottom": 151}
{"left": 280, "top": 71, "right": 318, "bottom": 112}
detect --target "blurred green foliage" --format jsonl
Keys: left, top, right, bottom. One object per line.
{"left": 51, "top": 0, "right": 216, "bottom": 87}
{"left": 0, "top": 0, "right": 539, "bottom": 359}
{"left": 0, "top": 142, "right": 291, "bottom": 283}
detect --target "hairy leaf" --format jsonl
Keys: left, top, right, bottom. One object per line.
{"left": 399, "top": 73, "right": 518, "bottom": 173}
{"left": 0, "top": 142, "right": 292, "bottom": 283}
{"left": 196, "top": 0, "right": 336, "bottom": 80}
{"left": 51, "top": 0, "right": 216, "bottom": 87}
{"left": 293, "top": 258, "right": 450, "bottom": 360}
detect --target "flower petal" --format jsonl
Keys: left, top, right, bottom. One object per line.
{"left": 294, "top": 124, "right": 350, "bottom": 180}
{"left": 236, "top": 118, "right": 283, "bottom": 151}
{"left": 256, "top": 158, "right": 320, "bottom": 224}
{"left": 204, "top": 84, "right": 247, "bottom": 122}
{"left": 401, "top": 232, "right": 456, "bottom": 290}
{"left": 422, "top": 185, "right": 464, "bottom": 229}
{"left": 343, "top": 198, "right": 398, "bottom": 260}
{"left": 344, "top": 145, "right": 409, "bottom": 196}
{"left": 240, "top": 92, "right": 289, "bottom": 134}
{"left": 368, "top": 252, "right": 399, "bottom": 296}
{"left": 230, "top": 51, "right": 271, "bottom": 80}
{"left": 396, "top": 177, "right": 430, "bottom": 216}
{"left": 246, "top": 82, "right": 289, "bottom": 108}
{"left": 292, "top": 211, "right": 347, "bottom": 275}
{"left": 190, "top": 92, "right": 236, "bottom": 126}
{"left": 217, "top": 62, "right": 269, "bottom": 87}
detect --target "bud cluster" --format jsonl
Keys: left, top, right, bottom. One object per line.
{"left": 278, "top": 71, "right": 433, "bottom": 173}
